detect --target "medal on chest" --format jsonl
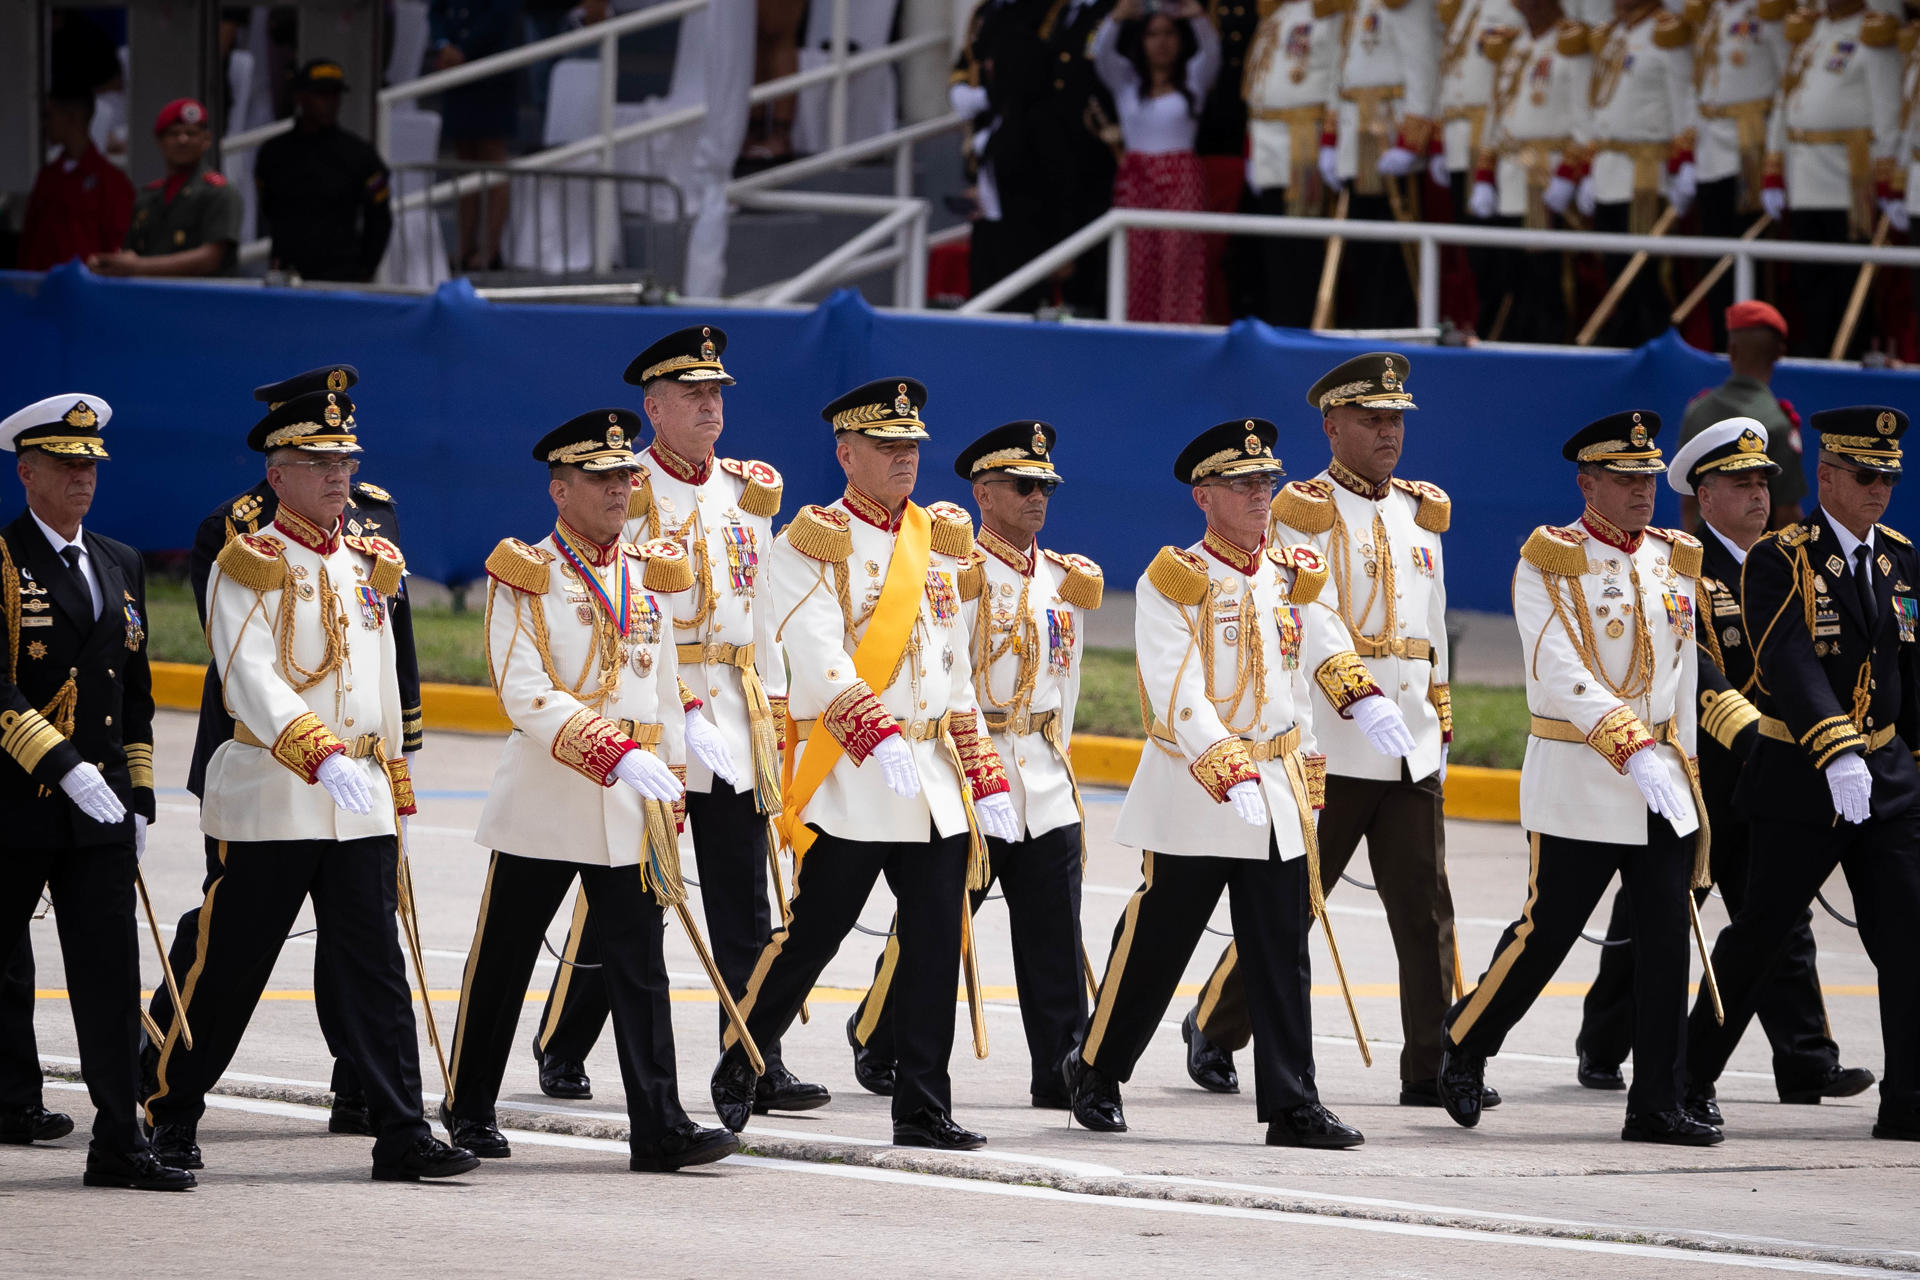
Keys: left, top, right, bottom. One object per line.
{"left": 924, "top": 568, "right": 958, "bottom": 625}
{"left": 122, "top": 591, "right": 147, "bottom": 650}
{"left": 1046, "top": 607, "right": 1074, "bottom": 676}
{"left": 1275, "top": 605, "right": 1303, "bottom": 670}
{"left": 720, "top": 524, "right": 758, "bottom": 594}
{"left": 628, "top": 592, "right": 663, "bottom": 674}
{"left": 1409, "top": 546, "right": 1435, "bottom": 577}
{"left": 355, "top": 584, "right": 385, "bottom": 630}
{"left": 1896, "top": 595, "right": 1918, "bottom": 644}
{"left": 1661, "top": 589, "right": 1692, "bottom": 639}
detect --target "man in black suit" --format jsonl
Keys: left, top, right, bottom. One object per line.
{"left": 1683, "top": 407, "right": 1920, "bottom": 1142}
{"left": 1575, "top": 418, "right": 1872, "bottom": 1107}
{"left": 0, "top": 393, "right": 192, "bottom": 1190}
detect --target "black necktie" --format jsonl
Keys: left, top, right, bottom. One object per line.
{"left": 1854, "top": 545, "right": 1876, "bottom": 628}
{"left": 59, "top": 545, "right": 91, "bottom": 611}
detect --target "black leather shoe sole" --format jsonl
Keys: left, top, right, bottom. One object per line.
{"left": 753, "top": 1084, "right": 831, "bottom": 1115}
{"left": 0, "top": 1112, "right": 75, "bottom": 1144}
{"left": 1780, "top": 1067, "right": 1875, "bottom": 1104}
{"left": 1266, "top": 1126, "right": 1365, "bottom": 1150}
{"left": 539, "top": 1078, "right": 593, "bottom": 1101}
{"left": 893, "top": 1123, "right": 987, "bottom": 1151}
{"left": 1622, "top": 1122, "right": 1723, "bottom": 1147}
{"left": 372, "top": 1150, "right": 483, "bottom": 1181}
{"left": 83, "top": 1164, "right": 197, "bottom": 1191}
{"left": 629, "top": 1130, "right": 739, "bottom": 1172}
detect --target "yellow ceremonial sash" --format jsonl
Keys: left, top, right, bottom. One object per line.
{"left": 776, "top": 502, "right": 932, "bottom": 858}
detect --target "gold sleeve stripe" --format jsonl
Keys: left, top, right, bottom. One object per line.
{"left": 1699, "top": 690, "right": 1759, "bottom": 750}
{"left": 126, "top": 742, "right": 156, "bottom": 791}
{"left": 0, "top": 708, "right": 66, "bottom": 773}
{"left": 1429, "top": 681, "right": 1454, "bottom": 737}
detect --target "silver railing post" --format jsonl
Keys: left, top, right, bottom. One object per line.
{"left": 1107, "top": 221, "right": 1127, "bottom": 321}
{"left": 828, "top": 0, "right": 850, "bottom": 152}
{"left": 1417, "top": 235, "right": 1440, "bottom": 332}
{"left": 1733, "top": 249, "right": 1755, "bottom": 303}
{"left": 594, "top": 26, "right": 619, "bottom": 274}
{"left": 892, "top": 138, "right": 914, "bottom": 304}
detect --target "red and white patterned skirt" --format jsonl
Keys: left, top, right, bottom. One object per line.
{"left": 1113, "top": 149, "right": 1209, "bottom": 325}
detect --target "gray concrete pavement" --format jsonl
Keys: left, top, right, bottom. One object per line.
{"left": 7, "top": 711, "right": 1914, "bottom": 1277}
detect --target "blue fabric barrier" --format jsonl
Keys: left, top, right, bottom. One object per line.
{"left": 3, "top": 264, "right": 1915, "bottom": 613}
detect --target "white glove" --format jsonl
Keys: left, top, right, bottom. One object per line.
{"left": 1377, "top": 145, "right": 1418, "bottom": 176}
{"left": 613, "top": 748, "right": 683, "bottom": 802}
{"left": 1761, "top": 186, "right": 1786, "bottom": 221}
{"left": 869, "top": 734, "right": 921, "bottom": 800}
{"left": 1226, "top": 780, "right": 1267, "bottom": 827}
{"left": 1882, "top": 198, "right": 1910, "bottom": 235}
{"left": 1428, "top": 152, "right": 1451, "bottom": 187}
{"left": 1468, "top": 180, "right": 1497, "bottom": 220}
{"left": 1624, "top": 748, "right": 1687, "bottom": 823}
{"left": 1350, "top": 694, "right": 1416, "bottom": 758}
{"left": 1318, "top": 144, "right": 1342, "bottom": 190}
{"left": 1575, "top": 174, "right": 1597, "bottom": 218}
{"left": 316, "top": 753, "right": 374, "bottom": 815}
{"left": 684, "top": 709, "right": 739, "bottom": 786}
{"left": 1438, "top": 743, "right": 1449, "bottom": 785}
{"left": 975, "top": 791, "right": 1020, "bottom": 843}
{"left": 1665, "top": 161, "right": 1696, "bottom": 217}
{"left": 1544, "top": 174, "right": 1575, "bottom": 215}
{"left": 60, "top": 762, "right": 126, "bottom": 825}
{"left": 1824, "top": 753, "right": 1871, "bottom": 825}
{"left": 134, "top": 814, "right": 148, "bottom": 862}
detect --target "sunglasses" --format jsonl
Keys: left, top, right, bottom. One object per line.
{"left": 1839, "top": 468, "right": 1898, "bottom": 488}
{"left": 988, "top": 476, "right": 1058, "bottom": 497}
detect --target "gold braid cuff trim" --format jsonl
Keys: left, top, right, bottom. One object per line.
{"left": 1392, "top": 478, "right": 1452, "bottom": 533}
{"left": 345, "top": 535, "right": 405, "bottom": 596}
{"left": 721, "top": 457, "right": 783, "bottom": 518}
{"left": 1271, "top": 544, "right": 1329, "bottom": 605}
{"left": 273, "top": 711, "right": 346, "bottom": 783}
{"left": 950, "top": 708, "right": 1011, "bottom": 800}
{"left": 1045, "top": 550, "right": 1105, "bottom": 609}
{"left": 401, "top": 707, "right": 424, "bottom": 753}
{"left": 822, "top": 684, "right": 898, "bottom": 764}
{"left": 1303, "top": 752, "right": 1328, "bottom": 809}
{"left": 787, "top": 506, "right": 854, "bottom": 563}
{"left": 1650, "top": 528, "right": 1703, "bottom": 578}
{"left": 770, "top": 694, "right": 789, "bottom": 744}
{"left": 1271, "top": 480, "right": 1336, "bottom": 535}
{"left": 927, "top": 502, "right": 976, "bottom": 558}
{"left": 1191, "top": 737, "right": 1259, "bottom": 802}
{"left": 1147, "top": 546, "right": 1210, "bottom": 606}
{"left": 1800, "top": 714, "right": 1869, "bottom": 768}
{"left": 957, "top": 549, "right": 986, "bottom": 602}
{"left": 552, "top": 709, "right": 635, "bottom": 785}
{"left": 635, "top": 539, "right": 695, "bottom": 593}
{"left": 1315, "top": 650, "right": 1383, "bottom": 714}
{"left": 1429, "top": 681, "right": 1454, "bottom": 740}
{"left": 126, "top": 742, "right": 156, "bottom": 792}
{"left": 1522, "top": 525, "right": 1589, "bottom": 577}
{"left": 0, "top": 708, "right": 65, "bottom": 773}
{"left": 1586, "top": 704, "right": 1654, "bottom": 773}
{"left": 385, "top": 757, "right": 418, "bottom": 816}
{"left": 485, "top": 538, "right": 553, "bottom": 594}
{"left": 216, "top": 533, "right": 289, "bottom": 593}
{"left": 1700, "top": 689, "right": 1760, "bottom": 750}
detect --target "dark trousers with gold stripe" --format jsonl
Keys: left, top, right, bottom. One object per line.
{"left": 0, "top": 842, "right": 145, "bottom": 1152}
{"left": 1191, "top": 773, "right": 1454, "bottom": 1085}
{"left": 728, "top": 825, "right": 968, "bottom": 1122}
{"left": 1083, "top": 840, "right": 1318, "bottom": 1118}
{"left": 852, "top": 824, "right": 1087, "bottom": 1100}
{"left": 534, "top": 786, "right": 783, "bottom": 1070}
{"left": 1446, "top": 822, "right": 1693, "bottom": 1115}
{"left": 0, "top": 934, "right": 42, "bottom": 1111}
{"left": 446, "top": 851, "right": 688, "bottom": 1144}
{"left": 143, "top": 836, "right": 430, "bottom": 1161}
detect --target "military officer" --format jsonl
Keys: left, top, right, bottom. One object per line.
{"left": 1182, "top": 354, "right": 1486, "bottom": 1112}
{"left": 1438, "top": 410, "right": 1719, "bottom": 1146}
{"left": 1682, "top": 407, "right": 1920, "bottom": 1143}
{"left": 527, "top": 326, "right": 828, "bottom": 1119}
{"left": 1575, "top": 417, "right": 1873, "bottom": 1105}
{"left": 441, "top": 409, "right": 740, "bottom": 1173}
{"left": 89, "top": 99, "right": 242, "bottom": 279}
{"left": 846, "top": 421, "right": 1103, "bottom": 1109}
{"left": 1065, "top": 418, "right": 1375, "bottom": 1149}
{"left": 1244, "top": 0, "right": 1344, "bottom": 326}
{"left": 0, "top": 395, "right": 189, "bottom": 1190}
{"left": 709, "top": 378, "right": 1021, "bottom": 1152}
{"left": 143, "top": 389, "right": 476, "bottom": 1182}
{"left": 1437, "top": 0, "right": 1523, "bottom": 325}
{"left": 0, "top": 938, "right": 73, "bottom": 1146}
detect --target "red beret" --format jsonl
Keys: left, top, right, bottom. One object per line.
{"left": 1725, "top": 300, "right": 1787, "bottom": 338}
{"left": 154, "top": 98, "right": 209, "bottom": 135}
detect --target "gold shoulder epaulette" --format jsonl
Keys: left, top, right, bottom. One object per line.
{"left": 1784, "top": 7, "right": 1816, "bottom": 42}
{"left": 1147, "top": 546, "right": 1210, "bottom": 606}
{"left": 1650, "top": 527, "right": 1703, "bottom": 578}
{"left": 926, "top": 501, "right": 976, "bottom": 558}
{"left": 720, "top": 457, "right": 783, "bottom": 519}
{"left": 1271, "top": 478, "right": 1335, "bottom": 535}
{"left": 1557, "top": 19, "right": 1591, "bottom": 54}
{"left": 1312, "top": 0, "right": 1349, "bottom": 16}
{"left": 353, "top": 480, "right": 395, "bottom": 505}
{"left": 1521, "top": 524, "right": 1589, "bottom": 577}
{"left": 1754, "top": 0, "right": 1787, "bottom": 19}
{"left": 1771, "top": 522, "right": 1810, "bottom": 548}
{"left": 1045, "top": 549, "right": 1105, "bottom": 610}
{"left": 787, "top": 505, "right": 853, "bottom": 563}
{"left": 627, "top": 467, "right": 652, "bottom": 521}
{"left": 1391, "top": 477, "right": 1452, "bottom": 533}
{"left": 485, "top": 538, "right": 553, "bottom": 594}
{"left": 1480, "top": 25, "right": 1518, "bottom": 64}
{"left": 958, "top": 548, "right": 987, "bottom": 602}
{"left": 1860, "top": 10, "right": 1897, "bottom": 46}
{"left": 1270, "top": 544, "right": 1329, "bottom": 605}
{"left": 216, "top": 532, "right": 288, "bottom": 593}
{"left": 344, "top": 534, "right": 406, "bottom": 596}
{"left": 633, "top": 538, "right": 695, "bottom": 593}
{"left": 1682, "top": 0, "right": 1708, "bottom": 30}
{"left": 1877, "top": 523, "right": 1912, "bottom": 547}
{"left": 1437, "top": 0, "right": 1462, "bottom": 31}
{"left": 1652, "top": 12, "right": 1693, "bottom": 46}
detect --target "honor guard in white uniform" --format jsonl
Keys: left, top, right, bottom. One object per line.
{"left": 527, "top": 327, "right": 828, "bottom": 1120}
{"left": 1183, "top": 354, "right": 1493, "bottom": 1111}
{"left": 1065, "top": 418, "right": 1372, "bottom": 1150}
{"left": 144, "top": 391, "right": 479, "bottom": 1182}
{"left": 709, "top": 378, "right": 1020, "bottom": 1152}
{"left": 443, "top": 408, "right": 741, "bottom": 1174}
{"left": 1245, "top": 0, "right": 1345, "bottom": 326}
{"left": 1759, "top": 1, "right": 1903, "bottom": 356}
{"left": 847, "top": 421, "right": 1103, "bottom": 1108}
{"left": 1440, "top": 0, "right": 1525, "bottom": 188}
{"left": 1439, "top": 410, "right": 1721, "bottom": 1147}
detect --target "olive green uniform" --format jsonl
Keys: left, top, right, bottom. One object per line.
{"left": 126, "top": 168, "right": 243, "bottom": 273}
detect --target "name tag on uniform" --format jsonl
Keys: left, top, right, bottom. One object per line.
{"left": 1274, "top": 605, "right": 1303, "bottom": 670}
{"left": 356, "top": 585, "right": 386, "bottom": 629}
{"left": 1409, "top": 546, "right": 1435, "bottom": 577}
{"left": 1046, "top": 608, "right": 1074, "bottom": 676}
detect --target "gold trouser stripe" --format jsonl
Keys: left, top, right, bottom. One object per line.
{"left": 725, "top": 843, "right": 806, "bottom": 1050}
{"left": 1449, "top": 832, "right": 1543, "bottom": 1045}
{"left": 1757, "top": 715, "right": 1895, "bottom": 752}
{"left": 1194, "top": 939, "right": 1238, "bottom": 1031}
{"left": 853, "top": 921, "right": 903, "bottom": 1045}
{"left": 537, "top": 886, "right": 592, "bottom": 1051}
{"left": 446, "top": 852, "right": 501, "bottom": 1106}
{"left": 1528, "top": 715, "right": 1671, "bottom": 743}
{"left": 147, "top": 841, "right": 228, "bottom": 1123}
{"left": 1082, "top": 851, "right": 1155, "bottom": 1066}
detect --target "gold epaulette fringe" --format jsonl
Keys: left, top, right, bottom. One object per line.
{"left": 485, "top": 538, "right": 553, "bottom": 594}
{"left": 1653, "top": 12, "right": 1693, "bottom": 46}
{"left": 1270, "top": 544, "right": 1329, "bottom": 605}
{"left": 1784, "top": 8, "right": 1816, "bottom": 42}
{"left": 1271, "top": 479, "right": 1335, "bottom": 535}
{"left": 345, "top": 534, "right": 405, "bottom": 596}
{"left": 1521, "top": 525, "right": 1589, "bottom": 577}
{"left": 627, "top": 470, "right": 652, "bottom": 520}
{"left": 1557, "top": 19, "right": 1591, "bottom": 54}
{"left": 1393, "top": 477, "right": 1452, "bottom": 533}
{"left": 1650, "top": 527, "right": 1703, "bottom": 578}
{"left": 1148, "top": 546, "right": 1210, "bottom": 606}
{"left": 1860, "top": 10, "right": 1898, "bottom": 46}
{"left": 635, "top": 539, "right": 696, "bottom": 593}
{"left": 721, "top": 457, "right": 783, "bottom": 518}
{"left": 787, "top": 505, "right": 853, "bottom": 563}
{"left": 957, "top": 549, "right": 986, "bottom": 602}
{"left": 1045, "top": 550, "right": 1105, "bottom": 610}
{"left": 216, "top": 533, "right": 289, "bottom": 593}
{"left": 926, "top": 501, "right": 975, "bottom": 558}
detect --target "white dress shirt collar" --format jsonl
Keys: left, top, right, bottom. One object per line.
{"left": 1703, "top": 521, "right": 1749, "bottom": 567}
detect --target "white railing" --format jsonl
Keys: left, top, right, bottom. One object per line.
{"left": 960, "top": 208, "right": 1920, "bottom": 331}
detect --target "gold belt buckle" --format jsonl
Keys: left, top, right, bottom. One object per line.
{"left": 906, "top": 718, "right": 926, "bottom": 740}
{"left": 1011, "top": 711, "right": 1030, "bottom": 736}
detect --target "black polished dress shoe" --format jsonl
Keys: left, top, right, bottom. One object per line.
{"left": 753, "top": 1064, "right": 831, "bottom": 1115}
{"left": 0, "top": 1103, "right": 75, "bottom": 1144}
{"left": 438, "top": 1100, "right": 511, "bottom": 1159}
{"left": 893, "top": 1107, "right": 986, "bottom": 1150}
{"left": 1622, "top": 1109, "right": 1723, "bottom": 1146}
{"left": 1181, "top": 1009, "right": 1239, "bottom": 1094}
{"left": 1062, "top": 1055, "right": 1126, "bottom": 1132}
{"left": 149, "top": 1121, "right": 203, "bottom": 1171}
{"left": 1267, "top": 1103, "right": 1365, "bottom": 1149}
{"left": 372, "top": 1134, "right": 481, "bottom": 1181}
{"left": 533, "top": 1034, "right": 592, "bottom": 1100}
{"left": 1436, "top": 1047, "right": 1485, "bottom": 1129}
{"left": 711, "top": 1047, "right": 760, "bottom": 1133}
{"left": 1872, "top": 1113, "right": 1920, "bottom": 1141}
{"left": 1577, "top": 1050, "right": 1626, "bottom": 1091}
{"left": 1398, "top": 1078, "right": 1501, "bottom": 1109}
{"left": 630, "top": 1120, "right": 739, "bottom": 1171}
{"left": 328, "top": 1091, "right": 373, "bottom": 1136}
{"left": 846, "top": 1011, "right": 894, "bottom": 1097}
{"left": 83, "top": 1146, "right": 196, "bottom": 1191}
{"left": 1778, "top": 1064, "right": 1875, "bottom": 1105}
{"left": 1683, "top": 1084, "right": 1723, "bottom": 1128}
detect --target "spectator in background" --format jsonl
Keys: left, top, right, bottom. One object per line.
{"left": 255, "top": 60, "right": 394, "bottom": 282}
{"left": 19, "top": 81, "right": 134, "bottom": 272}
{"left": 1677, "top": 300, "right": 1807, "bottom": 530}
{"left": 1092, "top": 0, "right": 1221, "bottom": 324}
{"left": 743, "top": 0, "right": 806, "bottom": 166}
{"left": 431, "top": 0, "right": 523, "bottom": 271}
{"left": 89, "top": 99, "right": 242, "bottom": 278}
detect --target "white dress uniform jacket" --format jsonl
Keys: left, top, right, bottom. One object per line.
{"left": 1765, "top": 7, "right": 1902, "bottom": 216}
{"left": 1438, "top": 0, "right": 1524, "bottom": 170}
{"left": 1692, "top": 0, "right": 1790, "bottom": 185}
{"left": 1581, "top": 6, "right": 1701, "bottom": 205}
{"left": 1480, "top": 18, "right": 1596, "bottom": 216}
{"left": 1330, "top": 0, "right": 1443, "bottom": 182}
{"left": 1245, "top": 0, "right": 1347, "bottom": 192}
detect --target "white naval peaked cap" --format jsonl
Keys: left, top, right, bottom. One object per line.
{"left": 1667, "top": 416, "right": 1774, "bottom": 496}
{"left": 0, "top": 393, "right": 115, "bottom": 458}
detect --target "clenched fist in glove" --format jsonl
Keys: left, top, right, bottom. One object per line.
{"left": 1824, "top": 753, "right": 1871, "bottom": 825}
{"left": 684, "top": 709, "right": 739, "bottom": 786}
{"left": 60, "top": 762, "right": 126, "bottom": 825}
{"left": 613, "top": 748, "right": 683, "bottom": 802}
{"left": 1226, "top": 780, "right": 1267, "bottom": 827}
{"left": 1350, "top": 694, "right": 1416, "bottom": 758}
{"left": 868, "top": 734, "right": 921, "bottom": 799}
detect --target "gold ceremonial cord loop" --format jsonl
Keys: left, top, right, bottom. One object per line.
{"left": 1541, "top": 559, "right": 1654, "bottom": 701}
{"left": 973, "top": 572, "right": 1040, "bottom": 722}
{"left": 1329, "top": 503, "right": 1397, "bottom": 652}
{"left": 1197, "top": 590, "right": 1265, "bottom": 736}
{"left": 276, "top": 565, "right": 349, "bottom": 694}
{"left": 1279, "top": 748, "right": 1371, "bottom": 1067}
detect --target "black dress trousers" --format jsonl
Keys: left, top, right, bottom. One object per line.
{"left": 0, "top": 933, "right": 43, "bottom": 1111}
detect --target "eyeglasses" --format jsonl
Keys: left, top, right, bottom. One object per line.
{"left": 280, "top": 459, "right": 361, "bottom": 478}
{"left": 988, "top": 476, "right": 1058, "bottom": 497}
{"left": 1206, "top": 475, "right": 1279, "bottom": 497}
{"left": 1840, "top": 468, "right": 1897, "bottom": 488}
